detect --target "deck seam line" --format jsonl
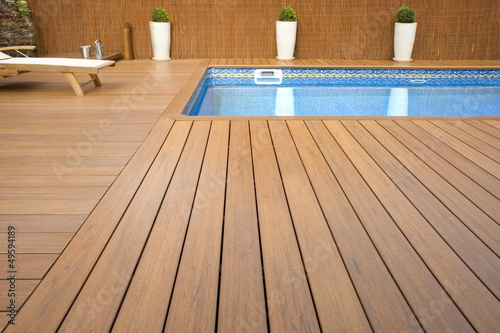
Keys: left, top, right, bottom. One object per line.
{"left": 304, "top": 119, "right": 413, "bottom": 332}
{"left": 373, "top": 120, "right": 500, "bottom": 243}
{"left": 214, "top": 120, "right": 231, "bottom": 333}
{"left": 334, "top": 120, "right": 477, "bottom": 328}
{"left": 410, "top": 119, "right": 500, "bottom": 181}
{"left": 450, "top": 121, "right": 500, "bottom": 150}
{"left": 107, "top": 121, "right": 195, "bottom": 330}
{"left": 265, "top": 120, "right": 323, "bottom": 332}
{"left": 53, "top": 119, "right": 178, "bottom": 331}
{"left": 284, "top": 119, "right": 372, "bottom": 331}
{"left": 248, "top": 120, "right": 271, "bottom": 332}
{"left": 392, "top": 121, "right": 500, "bottom": 202}
{"left": 426, "top": 120, "right": 500, "bottom": 176}
{"left": 322, "top": 119, "right": 436, "bottom": 330}
{"left": 465, "top": 120, "right": 500, "bottom": 140}
{"left": 354, "top": 120, "right": 500, "bottom": 296}
{"left": 162, "top": 121, "right": 213, "bottom": 331}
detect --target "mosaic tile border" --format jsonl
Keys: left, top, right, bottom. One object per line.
{"left": 205, "top": 68, "right": 500, "bottom": 86}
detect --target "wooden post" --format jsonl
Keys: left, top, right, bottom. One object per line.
{"left": 123, "top": 21, "right": 133, "bottom": 60}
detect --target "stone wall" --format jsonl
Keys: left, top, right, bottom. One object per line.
{"left": 0, "top": 0, "right": 36, "bottom": 57}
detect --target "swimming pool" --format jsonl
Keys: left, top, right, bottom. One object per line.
{"left": 183, "top": 68, "right": 500, "bottom": 117}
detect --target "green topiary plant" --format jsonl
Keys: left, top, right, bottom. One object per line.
{"left": 152, "top": 8, "right": 169, "bottom": 22}
{"left": 396, "top": 6, "right": 415, "bottom": 23}
{"left": 279, "top": 6, "right": 297, "bottom": 22}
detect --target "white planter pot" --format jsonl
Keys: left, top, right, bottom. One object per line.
{"left": 276, "top": 21, "right": 297, "bottom": 61}
{"left": 149, "top": 21, "right": 171, "bottom": 61}
{"left": 394, "top": 22, "right": 417, "bottom": 62}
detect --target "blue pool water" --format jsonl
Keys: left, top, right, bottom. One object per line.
{"left": 183, "top": 68, "right": 500, "bottom": 117}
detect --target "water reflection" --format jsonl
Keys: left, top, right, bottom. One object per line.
{"left": 275, "top": 87, "right": 295, "bottom": 116}
{"left": 387, "top": 87, "right": 408, "bottom": 116}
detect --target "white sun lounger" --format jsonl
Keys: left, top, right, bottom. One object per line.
{"left": 0, "top": 46, "right": 115, "bottom": 96}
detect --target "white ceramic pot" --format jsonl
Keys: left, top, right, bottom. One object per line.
{"left": 394, "top": 22, "right": 417, "bottom": 62}
{"left": 276, "top": 21, "right": 297, "bottom": 61}
{"left": 149, "top": 21, "right": 171, "bottom": 61}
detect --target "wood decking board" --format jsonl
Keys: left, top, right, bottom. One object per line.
{"left": 354, "top": 121, "right": 500, "bottom": 255}
{"left": 413, "top": 120, "right": 500, "bottom": 178}
{"left": 0, "top": 199, "right": 98, "bottom": 215}
{"left": 325, "top": 120, "right": 500, "bottom": 332}
{"left": 0, "top": 186, "right": 107, "bottom": 199}
{"left": 397, "top": 120, "right": 500, "bottom": 200}
{"left": 217, "top": 121, "right": 267, "bottom": 333}
{"left": 2, "top": 60, "right": 500, "bottom": 332}
{"left": 466, "top": 120, "right": 500, "bottom": 139}
{"left": 431, "top": 120, "right": 500, "bottom": 164}
{"left": 3, "top": 117, "right": 177, "bottom": 333}
{"left": 306, "top": 120, "right": 470, "bottom": 333}
{"left": 250, "top": 121, "right": 320, "bottom": 332}
{"left": 0, "top": 215, "right": 85, "bottom": 233}
{"left": 375, "top": 120, "right": 500, "bottom": 224}
{"left": 0, "top": 165, "right": 123, "bottom": 176}
{"left": 162, "top": 121, "right": 229, "bottom": 332}
{"left": 0, "top": 280, "right": 39, "bottom": 311}
{"left": 0, "top": 232, "right": 73, "bottom": 254}
{"left": 59, "top": 121, "right": 203, "bottom": 333}
{"left": 0, "top": 254, "right": 59, "bottom": 279}
{"left": 0, "top": 176, "right": 115, "bottom": 187}
{"left": 268, "top": 121, "right": 371, "bottom": 332}
{"left": 350, "top": 120, "right": 500, "bottom": 298}
{"left": 448, "top": 121, "right": 500, "bottom": 151}
{"left": 287, "top": 120, "right": 419, "bottom": 332}
{"left": 111, "top": 121, "right": 211, "bottom": 333}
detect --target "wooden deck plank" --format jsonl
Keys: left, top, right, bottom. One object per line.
{"left": 351, "top": 120, "right": 500, "bottom": 298}
{"left": 217, "top": 121, "right": 267, "bottom": 333}
{"left": 0, "top": 233, "right": 73, "bottom": 254}
{"left": 249, "top": 121, "right": 320, "bottom": 332}
{"left": 0, "top": 186, "right": 107, "bottom": 200}
{"left": 466, "top": 120, "right": 500, "bottom": 139}
{"left": 307, "top": 120, "right": 472, "bottom": 332}
{"left": 0, "top": 199, "right": 98, "bottom": 215}
{"left": 0, "top": 165, "right": 123, "bottom": 176}
{"left": 0, "top": 176, "right": 115, "bottom": 187}
{"left": 377, "top": 120, "right": 500, "bottom": 224}
{"left": 110, "top": 121, "right": 210, "bottom": 333}
{"left": 482, "top": 119, "right": 500, "bottom": 130}
{"left": 268, "top": 121, "right": 371, "bottom": 332}
{"left": 413, "top": 120, "right": 500, "bottom": 178}
{"left": 208, "top": 59, "right": 220, "bottom": 66}
{"left": 431, "top": 120, "right": 500, "bottom": 164}
{"left": 3, "top": 117, "right": 177, "bottom": 333}
{"left": 0, "top": 215, "right": 85, "bottom": 233}
{"left": 0, "top": 254, "right": 59, "bottom": 279}
{"left": 0, "top": 156, "right": 130, "bottom": 167}
{"left": 448, "top": 120, "right": 500, "bottom": 150}
{"left": 162, "top": 121, "right": 229, "bottom": 332}
{"left": 324, "top": 120, "right": 500, "bottom": 333}
{"left": 397, "top": 120, "right": 500, "bottom": 199}
{"left": 0, "top": 123, "right": 153, "bottom": 135}
{"left": 287, "top": 120, "right": 420, "bottom": 332}
{"left": 58, "top": 121, "right": 201, "bottom": 333}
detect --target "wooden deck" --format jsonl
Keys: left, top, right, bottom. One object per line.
{"left": 1, "top": 59, "right": 500, "bottom": 332}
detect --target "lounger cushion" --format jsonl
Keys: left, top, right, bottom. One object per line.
{"left": 0, "top": 58, "right": 115, "bottom": 74}
{"left": 0, "top": 52, "right": 11, "bottom": 60}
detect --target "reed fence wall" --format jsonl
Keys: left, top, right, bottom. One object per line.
{"left": 26, "top": 0, "right": 499, "bottom": 60}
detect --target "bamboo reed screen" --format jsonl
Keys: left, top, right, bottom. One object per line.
{"left": 26, "top": 0, "right": 499, "bottom": 60}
